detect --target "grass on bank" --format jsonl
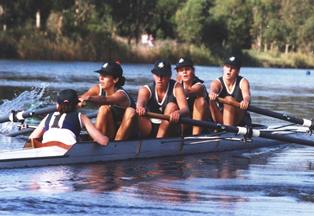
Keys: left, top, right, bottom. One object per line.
{"left": 1, "top": 30, "right": 314, "bottom": 69}
{"left": 245, "top": 50, "right": 314, "bottom": 69}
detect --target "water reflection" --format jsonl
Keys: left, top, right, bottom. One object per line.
{"left": 18, "top": 152, "right": 256, "bottom": 197}
{"left": 72, "top": 163, "right": 129, "bottom": 192}
{"left": 124, "top": 153, "right": 256, "bottom": 207}
{"left": 27, "top": 168, "right": 75, "bottom": 193}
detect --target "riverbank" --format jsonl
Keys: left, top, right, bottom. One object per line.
{"left": 1, "top": 31, "right": 313, "bottom": 69}
{"left": 245, "top": 50, "right": 314, "bottom": 69}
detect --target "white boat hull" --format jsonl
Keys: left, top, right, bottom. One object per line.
{"left": 0, "top": 125, "right": 310, "bottom": 169}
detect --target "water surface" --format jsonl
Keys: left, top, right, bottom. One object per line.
{"left": 0, "top": 60, "right": 314, "bottom": 215}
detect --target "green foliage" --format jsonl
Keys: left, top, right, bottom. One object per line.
{"left": 0, "top": 31, "right": 18, "bottom": 58}
{"left": 175, "top": 0, "right": 208, "bottom": 44}
{"left": 109, "top": 0, "right": 157, "bottom": 43}
{"left": 246, "top": 49, "right": 314, "bottom": 68}
{"left": 251, "top": 0, "right": 314, "bottom": 53}
{"left": 152, "top": 0, "right": 181, "bottom": 39}
{"left": 298, "top": 15, "right": 314, "bottom": 52}
{"left": 0, "top": 0, "right": 314, "bottom": 67}
{"left": 210, "top": 0, "right": 252, "bottom": 50}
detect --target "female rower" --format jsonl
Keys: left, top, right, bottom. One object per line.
{"left": 209, "top": 55, "right": 251, "bottom": 126}
{"left": 136, "top": 59, "right": 189, "bottom": 138}
{"left": 80, "top": 61, "right": 136, "bottom": 140}
{"left": 175, "top": 57, "right": 209, "bottom": 135}
{"left": 29, "top": 89, "right": 108, "bottom": 147}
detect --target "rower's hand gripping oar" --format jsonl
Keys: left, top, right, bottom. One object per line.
{"left": 146, "top": 112, "right": 314, "bottom": 147}
{"left": 0, "top": 105, "right": 57, "bottom": 124}
{"left": 218, "top": 97, "right": 314, "bottom": 130}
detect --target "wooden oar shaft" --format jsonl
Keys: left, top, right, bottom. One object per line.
{"left": 218, "top": 97, "right": 312, "bottom": 128}
{"left": 146, "top": 112, "right": 314, "bottom": 147}
{"left": 217, "top": 97, "right": 241, "bottom": 108}
{"left": 146, "top": 112, "right": 169, "bottom": 121}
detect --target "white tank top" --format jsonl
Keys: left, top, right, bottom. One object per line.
{"left": 42, "top": 128, "right": 77, "bottom": 145}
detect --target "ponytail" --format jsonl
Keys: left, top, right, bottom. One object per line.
{"left": 115, "top": 76, "right": 125, "bottom": 88}
{"left": 57, "top": 102, "right": 77, "bottom": 113}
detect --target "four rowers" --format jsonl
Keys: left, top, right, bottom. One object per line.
{"left": 30, "top": 55, "right": 252, "bottom": 146}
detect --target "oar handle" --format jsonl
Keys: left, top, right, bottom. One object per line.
{"left": 146, "top": 112, "right": 170, "bottom": 121}
{"left": 217, "top": 97, "right": 241, "bottom": 108}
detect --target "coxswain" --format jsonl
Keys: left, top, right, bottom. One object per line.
{"left": 29, "top": 89, "right": 108, "bottom": 147}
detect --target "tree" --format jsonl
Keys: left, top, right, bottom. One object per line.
{"left": 250, "top": 0, "right": 276, "bottom": 51}
{"left": 151, "top": 0, "right": 181, "bottom": 39}
{"left": 280, "top": 0, "right": 314, "bottom": 53}
{"left": 108, "top": 0, "right": 157, "bottom": 44}
{"left": 298, "top": 15, "right": 314, "bottom": 53}
{"left": 175, "top": 0, "right": 210, "bottom": 44}
{"left": 250, "top": 0, "right": 314, "bottom": 54}
{"left": 210, "top": 0, "right": 253, "bottom": 50}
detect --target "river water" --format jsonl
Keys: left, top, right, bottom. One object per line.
{"left": 0, "top": 60, "right": 314, "bottom": 215}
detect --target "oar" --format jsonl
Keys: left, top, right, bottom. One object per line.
{"left": 7, "top": 111, "right": 99, "bottom": 137}
{"left": 0, "top": 105, "right": 57, "bottom": 123}
{"left": 218, "top": 97, "right": 314, "bottom": 129}
{"left": 7, "top": 128, "right": 35, "bottom": 137}
{"left": 146, "top": 112, "right": 314, "bottom": 147}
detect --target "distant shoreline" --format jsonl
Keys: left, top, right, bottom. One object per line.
{"left": 1, "top": 33, "right": 313, "bottom": 69}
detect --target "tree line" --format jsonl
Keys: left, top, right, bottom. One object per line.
{"left": 0, "top": 0, "right": 313, "bottom": 63}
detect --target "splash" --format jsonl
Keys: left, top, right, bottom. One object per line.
{"left": 0, "top": 86, "right": 51, "bottom": 134}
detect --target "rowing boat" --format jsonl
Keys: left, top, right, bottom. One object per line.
{"left": 0, "top": 124, "right": 310, "bottom": 169}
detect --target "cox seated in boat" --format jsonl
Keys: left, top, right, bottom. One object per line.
{"left": 209, "top": 55, "right": 251, "bottom": 126}
{"left": 136, "top": 59, "right": 190, "bottom": 138}
{"left": 79, "top": 61, "right": 136, "bottom": 141}
{"left": 28, "top": 89, "right": 108, "bottom": 148}
{"left": 175, "top": 57, "right": 210, "bottom": 135}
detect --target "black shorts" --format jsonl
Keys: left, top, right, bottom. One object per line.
{"left": 148, "top": 122, "right": 181, "bottom": 138}
{"left": 148, "top": 123, "right": 160, "bottom": 138}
